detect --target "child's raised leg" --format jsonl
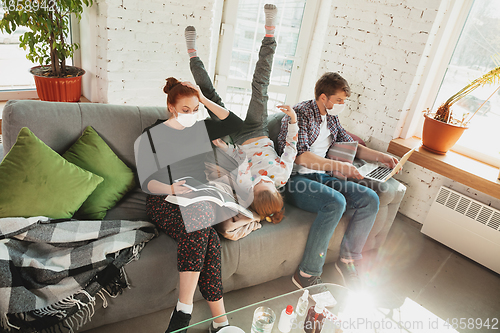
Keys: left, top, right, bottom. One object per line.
{"left": 232, "top": 4, "right": 278, "bottom": 145}
{"left": 186, "top": 26, "right": 225, "bottom": 120}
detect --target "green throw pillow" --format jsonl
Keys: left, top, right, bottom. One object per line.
{"left": 62, "top": 126, "right": 136, "bottom": 220}
{"left": 0, "top": 127, "right": 104, "bottom": 219}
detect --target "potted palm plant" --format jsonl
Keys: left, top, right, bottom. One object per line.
{"left": 422, "top": 60, "right": 500, "bottom": 154}
{"left": 0, "top": 0, "right": 94, "bottom": 102}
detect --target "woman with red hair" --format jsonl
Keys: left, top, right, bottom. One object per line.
{"left": 135, "top": 77, "right": 243, "bottom": 333}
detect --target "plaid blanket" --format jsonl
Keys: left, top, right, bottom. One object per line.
{"left": 0, "top": 216, "right": 157, "bottom": 333}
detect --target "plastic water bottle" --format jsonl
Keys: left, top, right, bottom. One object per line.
{"left": 295, "top": 289, "right": 309, "bottom": 317}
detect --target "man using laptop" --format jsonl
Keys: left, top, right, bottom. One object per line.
{"left": 277, "top": 72, "right": 399, "bottom": 290}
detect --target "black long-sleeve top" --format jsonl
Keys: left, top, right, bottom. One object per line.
{"left": 135, "top": 112, "right": 243, "bottom": 194}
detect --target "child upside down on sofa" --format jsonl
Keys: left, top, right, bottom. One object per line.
{"left": 186, "top": 17, "right": 298, "bottom": 224}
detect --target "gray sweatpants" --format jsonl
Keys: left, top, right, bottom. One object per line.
{"left": 190, "top": 37, "right": 277, "bottom": 145}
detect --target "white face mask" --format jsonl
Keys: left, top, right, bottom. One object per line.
{"left": 176, "top": 112, "right": 198, "bottom": 127}
{"left": 323, "top": 102, "right": 345, "bottom": 116}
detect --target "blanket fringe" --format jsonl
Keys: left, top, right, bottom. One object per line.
{"left": 126, "top": 243, "right": 145, "bottom": 265}
{"left": 100, "top": 265, "right": 132, "bottom": 298}
{"left": 2, "top": 236, "right": 153, "bottom": 333}
{"left": 1, "top": 312, "right": 20, "bottom": 331}
{"left": 32, "top": 290, "right": 95, "bottom": 320}
{"left": 96, "top": 290, "right": 109, "bottom": 309}
{"left": 60, "top": 291, "right": 96, "bottom": 333}
{"left": 59, "top": 270, "right": 131, "bottom": 332}
{"left": 121, "top": 266, "right": 131, "bottom": 290}
{"left": 2, "top": 266, "right": 136, "bottom": 332}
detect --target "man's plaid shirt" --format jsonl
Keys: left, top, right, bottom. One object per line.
{"left": 277, "top": 99, "right": 353, "bottom": 156}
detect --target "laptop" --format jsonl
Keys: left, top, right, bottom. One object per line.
{"left": 357, "top": 148, "right": 416, "bottom": 182}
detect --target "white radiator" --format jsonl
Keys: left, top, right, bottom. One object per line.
{"left": 422, "top": 186, "right": 500, "bottom": 274}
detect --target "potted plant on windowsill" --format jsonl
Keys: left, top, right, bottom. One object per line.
{"left": 0, "top": 0, "right": 94, "bottom": 102}
{"left": 422, "top": 61, "right": 500, "bottom": 155}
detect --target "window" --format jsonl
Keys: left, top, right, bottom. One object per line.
{"left": 214, "top": 0, "right": 319, "bottom": 118}
{"left": 0, "top": 7, "right": 77, "bottom": 100}
{"left": 0, "top": 7, "right": 37, "bottom": 99}
{"left": 433, "top": 0, "right": 500, "bottom": 166}
{"left": 400, "top": 0, "right": 500, "bottom": 168}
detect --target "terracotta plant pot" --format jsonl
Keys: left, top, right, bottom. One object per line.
{"left": 421, "top": 113, "right": 468, "bottom": 155}
{"left": 30, "top": 66, "right": 85, "bottom": 102}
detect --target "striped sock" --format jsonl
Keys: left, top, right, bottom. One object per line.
{"left": 185, "top": 26, "right": 197, "bottom": 58}
{"left": 264, "top": 4, "right": 277, "bottom": 37}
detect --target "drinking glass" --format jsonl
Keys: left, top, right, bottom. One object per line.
{"left": 251, "top": 306, "right": 276, "bottom": 333}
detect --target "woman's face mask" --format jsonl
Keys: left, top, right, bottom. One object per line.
{"left": 169, "top": 96, "right": 199, "bottom": 128}
{"left": 171, "top": 105, "right": 198, "bottom": 127}
{"left": 176, "top": 112, "right": 198, "bottom": 127}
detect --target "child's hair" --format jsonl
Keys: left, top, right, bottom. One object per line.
{"left": 163, "top": 77, "right": 200, "bottom": 105}
{"left": 314, "top": 72, "right": 351, "bottom": 100}
{"left": 251, "top": 190, "right": 285, "bottom": 224}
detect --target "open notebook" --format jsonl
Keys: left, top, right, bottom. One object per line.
{"left": 357, "top": 148, "right": 415, "bottom": 182}
{"left": 165, "top": 177, "right": 253, "bottom": 219}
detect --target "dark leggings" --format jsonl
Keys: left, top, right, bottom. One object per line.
{"left": 190, "top": 36, "right": 277, "bottom": 145}
{"left": 146, "top": 195, "right": 223, "bottom": 302}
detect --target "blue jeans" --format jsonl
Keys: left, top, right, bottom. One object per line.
{"left": 284, "top": 173, "right": 380, "bottom": 276}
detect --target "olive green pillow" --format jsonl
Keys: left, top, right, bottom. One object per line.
{"left": 0, "top": 127, "right": 104, "bottom": 219}
{"left": 62, "top": 126, "right": 136, "bottom": 220}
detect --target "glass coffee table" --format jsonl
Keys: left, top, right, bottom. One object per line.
{"left": 169, "top": 283, "right": 374, "bottom": 333}
{"left": 172, "top": 283, "right": 458, "bottom": 333}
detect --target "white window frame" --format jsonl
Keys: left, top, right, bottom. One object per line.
{"left": 396, "top": 0, "right": 500, "bottom": 168}
{"left": 213, "top": 0, "right": 319, "bottom": 112}
{"left": 0, "top": 14, "right": 80, "bottom": 102}
{"left": 0, "top": 89, "right": 37, "bottom": 101}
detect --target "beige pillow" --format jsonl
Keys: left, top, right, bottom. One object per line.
{"left": 215, "top": 210, "right": 261, "bottom": 241}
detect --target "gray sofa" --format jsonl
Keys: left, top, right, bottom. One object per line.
{"left": 1, "top": 100, "right": 406, "bottom": 331}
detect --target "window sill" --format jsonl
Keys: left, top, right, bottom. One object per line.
{"left": 388, "top": 137, "right": 500, "bottom": 200}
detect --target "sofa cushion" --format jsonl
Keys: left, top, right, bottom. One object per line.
{"left": 104, "top": 187, "right": 149, "bottom": 220}
{"left": 0, "top": 127, "right": 103, "bottom": 219}
{"left": 62, "top": 126, "right": 137, "bottom": 220}
{"left": 267, "top": 112, "right": 284, "bottom": 145}
{"left": 327, "top": 141, "right": 358, "bottom": 163}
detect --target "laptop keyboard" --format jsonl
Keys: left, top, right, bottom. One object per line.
{"left": 366, "top": 166, "right": 392, "bottom": 180}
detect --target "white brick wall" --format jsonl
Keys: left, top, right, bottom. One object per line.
{"left": 88, "top": 0, "right": 220, "bottom": 106}
{"left": 396, "top": 164, "right": 500, "bottom": 223}
{"left": 315, "top": 0, "right": 500, "bottom": 222}
{"left": 95, "top": 0, "right": 109, "bottom": 103}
